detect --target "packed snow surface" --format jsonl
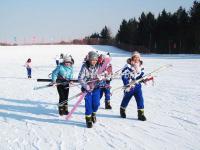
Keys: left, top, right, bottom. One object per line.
{"left": 0, "top": 45, "right": 200, "bottom": 150}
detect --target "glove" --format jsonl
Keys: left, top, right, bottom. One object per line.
{"left": 106, "top": 75, "right": 112, "bottom": 81}
{"left": 84, "top": 82, "right": 95, "bottom": 92}
{"left": 85, "top": 85, "right": 93, "bottom": 92}
{"left": 97, "top": 74, "right": 104, "bottom": 81}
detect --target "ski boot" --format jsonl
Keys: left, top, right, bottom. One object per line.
{"left": 91, "top": 112, "right": 97, "bottom": 123}
{"left": 58, "top": 105, "right": 68, "bottom": 116}
{"left": 63, "top": 105, "right": 69, "bottom": 115}
{"left": 105, "top": 101, "right": 112, "bottom": 109}
{"left": 120, "top": 107, "right": 126, "bottom": 118}
{"left": 85, "top": 115, "right": 93, "bottom": 128}
{"left": 137, "top": 109, "right": 146, "bottom": 121}
{"left": 58, "top": 105, "right": 65, "bottom": 116}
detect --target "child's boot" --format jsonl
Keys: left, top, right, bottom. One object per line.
{"left": 120, "top": 107, "right": 126, "bottom": 118}
{"left": 63, "top": 105, "right": 69, "bottom": 115}
{"left": 58, "top": 105, "right": 65, "bottom": 116}
{"left": 105, "top": 101, "right": 112, "bottom": 109}
{"left": 137, "top": 109, "right": 146, "bottom": 121}
{"left": 85, "top": 115, "right": 93, "bottom": 128}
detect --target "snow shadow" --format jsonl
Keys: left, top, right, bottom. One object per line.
{"left": 97, "top": 113, "right": 121, "bottom": 119}
{"left": 0, "top": 97, "right": 53, "bottom": 106}
{"left": 0, "top": 97, "right": 56, "bottom": 117}
{"left": 0, "top": 97, "right": 86, "bottom": 128}
{"left": 0, "top": 112, "right": 86, "bottom": 128}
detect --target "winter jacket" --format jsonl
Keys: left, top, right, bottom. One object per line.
{"left": 51, "top": 63, "right": 73, "bottom": 82}
{"left": 121, "top": 59, "right": 144, "bottom": 86}
{"left": 98, "top": 63, "right": 112, "bottom": 87}
{"left": 25, "top": 62, "right": 32, "bottom": 69}
{"left": 78, "top": 61, "right": 100, "bottom": 90}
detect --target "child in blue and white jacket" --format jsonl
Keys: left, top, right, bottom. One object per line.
{"left": 120, "top": 51, "right": 146, "bottom": 121}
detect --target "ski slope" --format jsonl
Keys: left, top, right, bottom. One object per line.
{"left": 0, "top": 45, "right": 200, "bottom": 150}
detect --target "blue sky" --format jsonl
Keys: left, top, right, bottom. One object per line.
{"left": 0, "top": 0, "right": 195, "bottom": 43}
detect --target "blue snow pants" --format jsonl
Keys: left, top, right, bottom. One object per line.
{"left": 85, "top": 88, "right": 100, "bottom": 116}
{"left": 27, "top": 68, "right": 31, "bottom": 77}
{"left": 100, "top": 87, "right": 111, "bottom": 102}
{"left": 120, "top": 84, "right": 144, "bottom": 109}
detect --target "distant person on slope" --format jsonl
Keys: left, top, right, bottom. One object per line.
{"left": 120, "top": 51, "right": 147, "bottom": 121}
{"left": 55, "top": 55, "right": 60, "bottom": 66}
{"left": 78, "top": 51, "right": 102, "bottom": 128}
{"left": 24, "top": 58, "right": 32, "bottom": 78}
{"left": 59, "top": 53, "right": 64, "bottom": 64}
{"left": 98, "top": 53, "right": 113, "bottom": 109}
{"left": 50, "top": 54, "right": 74, "bottom": 116}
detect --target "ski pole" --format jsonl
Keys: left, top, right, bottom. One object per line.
{"left": 57, "top": 92, "right": 83, "bottom": 106}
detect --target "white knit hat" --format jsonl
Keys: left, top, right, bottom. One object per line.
{"left": 131, "top": 51, "right": 141, "bottom": 59}
{"left": 63, "top": 54, "right": 72, "bottom": 63}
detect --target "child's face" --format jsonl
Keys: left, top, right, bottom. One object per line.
{"left": 64, "top": 61, "right": 72, "bottom": 67}
{"left": 131, "top": 55, "right": 140, "bottom": 64}
{"left": 90, "top": 59, "right": 97, "bottom": 66}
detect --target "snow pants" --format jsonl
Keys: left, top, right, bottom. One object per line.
{"left": 26, "top": 68, "right": 31, "bottom": 78}
{"left": 85, "top": 88, "right": 100, "bottom": 116}
{"left": 120, "top": 84, "right": 144, "bottom": 109}
{"left": 57, "top": 83, "right": 69, "bottom": 104}
{"left": 100, "top": 87, "right": 111, "bottom": 102}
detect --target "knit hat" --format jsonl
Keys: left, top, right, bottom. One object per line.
{"left": 63, "top": 54, "right": 73, "bottom": 63}
{"left": 131, "top": 51, "right": 141, "bottom": 59}
{"left": 88, "top": 51, "right": 98, "bottom": 61}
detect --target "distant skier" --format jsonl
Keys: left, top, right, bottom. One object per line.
{"left": 78, "top": 51, "right": 101, "bottom": 128}
{"left": 98, "top": 54, "right": 113, "bottom": 109}
{"left": 120, "top": 51, "right": 147, "bottom": 121}
{"left": 50, "top": 54, "right": 74, "bottom": 116}
{"left": 55, "top": 55, "right": 60, "bottom": 66}
{"left": 25, "top": 58, "right": 32, "bottom": 78}
{"left": 59, "top": 53, "right": 64, "bottom": 64}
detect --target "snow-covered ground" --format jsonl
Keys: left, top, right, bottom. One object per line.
{"left": 0, "top": 45, "right": 200, "bottom": 150}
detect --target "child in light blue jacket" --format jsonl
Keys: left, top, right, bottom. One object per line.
{"left": 51, "top": 54, "right": 74, "bottom": 116}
